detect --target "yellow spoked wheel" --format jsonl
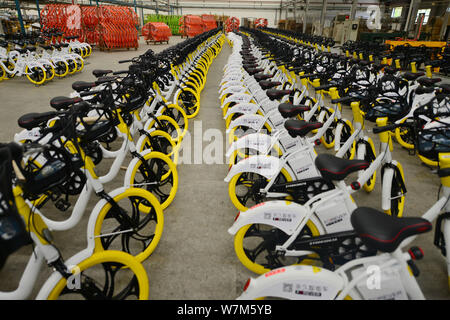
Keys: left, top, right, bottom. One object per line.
{"left": 234, "top": 219, "right": 321, "bottom": 275}
{"left": 93, "top": 187, "right": 164, "bottom": 262}
{"left": 137, "top": 129, "right": 180, "bottom": 165}
{"left": 43, "top": 63, "right": 55, "bottom": 82}
{"left": 319, "top": 108, "right": 337, "bottom": 149}
{"left": 125, "top": 151, "right": 179, "bottom": 210}
{"left": 25, "top": 65, "right": 46, "bottom": 85}
{"left": 159, "top": 103, "right": 189, "bottom": 140}
{"left": 0, "top": 64, "right": 6, "bottom": 81}
{"left": 46, "top": 250, "right": 149, "bottom": 300}
{"left": 175, "top": 87, "right": 201, "bottom": 119}
{"left": 384, "top": 161, "right": 406, "bottom": 217}
{"left": 67, "top": 58, "right": 78, "bottom": 75}
{"left": 54, "top": 60, "right": 69, "bottom": 77}
{"left": 75, "top": 57, "right": 84, "bottom": 72}
{"left": 228, "top": 169, "right": 292, "bottom": 212}
{"left": 360, "top": 137, "right": 377, "bottom": 193}
{"left": 145, "top": 115, "right": 183, "bottom": 145}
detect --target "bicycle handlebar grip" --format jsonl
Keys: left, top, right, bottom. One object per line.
{"left": 118, "top": 59, "right": 133, "bottom": 64}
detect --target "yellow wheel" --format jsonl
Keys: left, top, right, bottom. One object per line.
{"left": 228, "top": 169, "right": 292, "bottom": 212}
{"left": 361, "top": 137, "right": 377, "bottom": 193}
{"left": 126, "top": 151, "right": 178, "bottom": 210}
{"left": 384, "top": 161, "right": 406, "bottom": 217}
{"left": 395, "top": 118, "right": 415, "bottom": 150}
{"left": 145, "top": 115, "right": 183, "bottom": 145}
{"left": 46, "top": 250, "right": 149, "bottom": 300}
{"left": 54, "top": 60, "right": 69, "bottom": 77}
{"left": 159, "top": 103, "right": 189, "bottom": 140}
{"left": 175, "top": 87, "right": 201, "bottom": 119}
{"left": 234, "top": 219, "right": 321, "bottom": 275}
{"left": 137, "top": 129, "right": 179, "bottom": 165}
{"left": 93, "top": 187, "right": 164, "bottom": 262}
{"left": 43, "top": 63, "right": 55, "bottom": 82}
{"left": 75, "top": 57, "right": 84, "bottom": 72}
{"left": 25, "top": 65, "right": 46, "bottom": 85}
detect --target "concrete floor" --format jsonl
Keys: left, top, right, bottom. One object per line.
{"left": 0, "top": 35, "right": 449, "bottom": 300}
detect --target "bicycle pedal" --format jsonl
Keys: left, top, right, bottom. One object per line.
{"left": 54, "top": 198, "right": 71, "bottom": 211}
{"left": 50, "top": 189, "right": 62, "bottom": 201}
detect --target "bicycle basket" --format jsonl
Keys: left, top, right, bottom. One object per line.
{"left": 21, "top": 144, "right": 82, "bottom": 199}
{"left": 365, "top": 95, "right": 410, "bottom": 123}
{"left": 417, "top": 122, "right": 450, "bottom": 162}
{"left": 0, "top": 145, "right": 32, "bottom": 270}
{"left": 77, "top": 104, "right": 120, "bottom": 144}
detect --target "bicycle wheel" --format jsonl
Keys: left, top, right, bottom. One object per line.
{"left": 137, "top": 129, "right": 179, "bottom": 165}
{"left": 125, "top": 151, "right": 178, "bottom": 210}
{"left": 54, "top": 60, "right": 69, "bottom": 77}
{"left": 159, "top": 103, "right": 189, "bottom": 140}
{"left": 93, "top": 188, "right": 164, "bottom": 262}
{"left": 175, "top": 87, "right": 200, "bottom": 119}
{"left": 0, "top": 64, "right": 5, "bottom": 81}
{"left": 75, "top": 57, "right": 84, "bottom": 72}
{"left": 318, "top": 108, "right": 336, "bottom": 149}
{"left": 384, "top": 162, "right": 406, "bottom": 217}
{"left": 359, "top": 138, "right": 377, "bottom": 193}
{"left": 234, "top": 221, "right": 320, "bottom": 275}
{"left": 43, "top": 63, "right": 55, "bottom": 82}
{"left": 67, "top": 58, "right": 77, "bottom": 75}
{"left": 228, "top": 170, "right": 292, "bottom": 212}
{"left": 25, "top": 65, "right": 46, "bottom": 85}
{"left": 338, "top": 119, "right": 356, "bottom": 159}
{"left": 145, "top": 115, "right": 183, "bottom": 144}
{"left": 45, "top": 250, "right": 149, "bottom": 300}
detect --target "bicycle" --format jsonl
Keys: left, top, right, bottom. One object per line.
{"left": 0, "top": 142, "right": 149, "bottom": 300}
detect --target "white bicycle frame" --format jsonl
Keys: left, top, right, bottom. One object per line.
{"left": 237, "top": 180, "right": 450, "bottom": 300}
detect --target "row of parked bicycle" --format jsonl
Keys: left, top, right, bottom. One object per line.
{"left": 219, "top": 27, "right": 450, "bottom": 300}
{"left": 0, "top": 28, "right": 225, "bottom": 299}
{"left": 0, "top": 28, "right": 92, "bottom": 85}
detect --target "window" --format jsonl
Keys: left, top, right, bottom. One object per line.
{"left": 391, "top": 7, "right": 402, "bottom": 18}
{"left": 415, "top": 8, "right": 431, "bottom": 25}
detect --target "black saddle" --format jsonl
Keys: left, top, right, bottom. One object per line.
{"left": 247, "top": 68, "right": 265, "bottom": 76}
{"left": 259, "top": 80, "right": 281, "bottom": 90}
{"left": 278, "top": 103, "right": 310, "bottom": 118}
{"left": 351, "top": 207, "right": 432, "bottom": 252}
{"left": 18, "top": 111, "right": 58, "bottom": 130}
{"left": 50, "top": 96, "right": 82, "bottom": 110}
{"left": 415, "top": 86, "right": 435, "bottom": 95}
{"left": 72, "top": 81, "right": 97, "bottom": 92}
{"left": 315, "top": 153, "right": 369, "bottom": 181}
{"left": 253, "top": 73, "right": 272, "bottom": 81}
{"left": 92, "top": 69, "right": 112, "bottom": 78}
{"left": 266, "top": 89, "right": 291, "bottom": 101}
{"left": 284, "top": 119, "right": 322, "bottom": 138}
{"left": 402, "top": 72, "right": 425, "bottom": 81}
{"left": 417, "top": 77, "right": 441, "bottom": 87}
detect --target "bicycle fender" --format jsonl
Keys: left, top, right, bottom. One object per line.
{"left": 226, "top": 132, "right": 276, "bottom": 157}
{"left": 381, "top": 165, "right": 395, "bottom": 211}
{"left": 224, "top": 103, "right": 260, "bottom": 120}
{"left": 228, "top": 200, "right": 309, "bottom": 235}
{"left": 219, "top": 80, "right": 244, "bottom": 93}
{"left": 226, "top": 113, "right": 265, "bottom": 134}
{"left": 236, "top": 264, "right": 344, "bottom": 300}
{"left": 224, "top": 155, "right": 282, "bottom": 183}
{"left": 219, "top": 85, "right": 248, "bottom": 100}
{"left": 221, "top": 93, "right": 253, "bottom": 109}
